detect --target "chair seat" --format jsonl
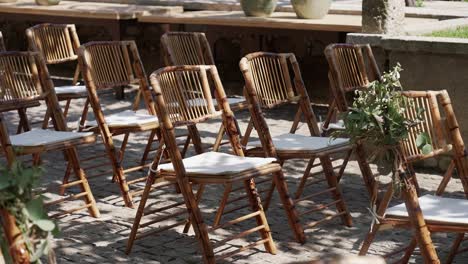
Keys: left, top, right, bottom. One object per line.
{"left": 55, "top": 85, "right": 87, "bottom": 95}
{"left": 159, "top": 152, "right": 277, "bottom": 182}
{"left": 10, "top": 129, "right": 94, "bottom": 148}
{"left": 319, "top": 120, "right": 345, "bottom": 131}
{"left": 249, "top": 133, "right": 350, "bottom": 153}
{"left": 175, "top": 96, "right": 246, "bottom": 109}
{"left": 86, "top": 110, "right": 158, "bottom": 129}
{"left": 385, "top": 194, "right": 468, "bottom": 225}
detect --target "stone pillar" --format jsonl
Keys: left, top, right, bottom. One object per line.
{"left": 362, "top": 0, "right": 405, "bottom": 35}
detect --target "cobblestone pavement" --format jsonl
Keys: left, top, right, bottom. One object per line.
{"left": 5, "top": 90, "right": 468, "bottom": 264}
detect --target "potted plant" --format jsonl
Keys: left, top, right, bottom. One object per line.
{"left": 240, "top": 0, "right": 277, "bottom": 17}
{"left": 0, "top": 162, "right": 57, "bottom": 264}
{"left": 291, "top": 0, "right": 332, "bottom": 19}
{"left": 35, "top": 0, "right": 60, "bottom": 6}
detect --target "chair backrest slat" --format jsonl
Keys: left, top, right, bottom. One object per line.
{"left": 0, "top": 52, "right": 46, "bottom": 103}
{"left": 242, "top": 52, "right": 297, "bottom": 109}
{"left": 151, "top": 65, "right": 221, "bottom": 126}
{"left": 325, "top": 43, "right": 381, "bottom": 112}
{"left": 0, "top": 31, "right": 5, "bottom": 52}
{"left": 26, "top": 24, "right": 79, "bottom": 64}
{"left": 161, "top": 32, "right": 215, "bottom": 66}
{"left": 0, "top": 51, "right": 67, "bottom": 131}
{"left": 80, "top": 41, "right": 138, "bottom": 90}
{"left": 400, "top": 91, "right": 451, "bottom": 162}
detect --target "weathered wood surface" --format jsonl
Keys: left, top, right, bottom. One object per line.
{"left": 138, "top": 11, "right": 437, "bottom": 33}
{"left": 0, "top": 0, "right": 183, "bottom": 20}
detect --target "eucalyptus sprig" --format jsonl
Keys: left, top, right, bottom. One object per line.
{"left": 0, "top": 161, "right": 58, "bottom": 264}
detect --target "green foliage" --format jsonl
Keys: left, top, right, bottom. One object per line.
{"left": 427, "top": 26, "right": 468, "bottom": 39}
{"left": 333, "top": 64, "right": 431, "bottom": 177}
{"left": 0, "top": 162, "right": 57, "bottom": 263}
{"left": 415, "top": 0, "right": 424, "bottom": 7}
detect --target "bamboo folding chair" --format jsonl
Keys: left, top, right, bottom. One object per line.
{"left": 74, "top": 41, "right": 159, "bottom": 208}
{"left": 26, "top": 23, "right": 89, "bottom": 127}
{"left": 127, "top": 65, "right": 305, "bottom": 262}
{"left": 235, "top": 52, "right": 377, "bottom": 231}
{"left": 359, "top": 90, "right": 468, "bottom": 263}
{"left": 139, "top": 32, "right": 247, "bottom": 165}
{"left": 0, "top": 31, "right": 41, "bottom": 134}
{"left": 0, "top": 51, "right": 100, "bottom": 219}
{"left": 323, "top": 43, "right": 381, "bottom": 133}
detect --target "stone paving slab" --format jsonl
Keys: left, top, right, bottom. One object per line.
{"left": 3, "top": 89, "right": 468, "bottom": 263}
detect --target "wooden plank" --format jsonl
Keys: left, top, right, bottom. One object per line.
{"left": 139, "top": 11, "right": 363, "bottom": 32}
{"left": 0, "top": 0, "right": 183, "bottom": 20}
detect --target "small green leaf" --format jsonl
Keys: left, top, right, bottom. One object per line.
{"left": 0, "top": 176, "right": 10, "bottom": 190}
{"left": 26, "top": 198, "right": 47, "bottom": 221}
{"left": 35, "top": 219, "right": 56, "bottom": 232}
{"left": 416, "top": 132, "right": 429, "bottom": 148}
{"left": 422, "top": 144, "right": 433, "bottom": 155}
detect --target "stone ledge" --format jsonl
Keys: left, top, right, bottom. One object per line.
{"left": 347, "top": 33, "right": 468, "bottom": 55}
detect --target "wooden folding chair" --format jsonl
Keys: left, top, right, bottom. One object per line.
{"left": 323, "top": 43, "right": 381, "bottom": 133}
{"left": 127, "top": 65, "right": 305, "bottom": 262}
{"left": 0, "top": 31, "right": 41, "bottom": 134}
{"left": 26, "top": 23, "right": 88, "bottom": 127}
{"left": 139, "top": 32, "right": 247, "bottom": 165}
{"left": 359, "top": 90, "right": 468, "bottom": 263}
{"left": 0, "top": 51, "right": 100, "bottom": 219}
{"left": 75, "top": 41, "right": 159, "bottom": 208}
{"left": 236, "top": 52, "right": 377, "bottom": 231}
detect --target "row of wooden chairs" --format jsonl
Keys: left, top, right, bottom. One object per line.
{"left": 3, "top": 24, "right": 468, "bottom": 263}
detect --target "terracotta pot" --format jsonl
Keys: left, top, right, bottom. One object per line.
{"left": 291, "top": 0, "right": 332, "bottom": 19}
{"left": 240, "top": 0, "right": 277, "bottom": 17}
{"left": 35, "top": 0, "right": 60, "bottom": 5}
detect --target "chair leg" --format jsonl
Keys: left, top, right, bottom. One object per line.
{"left": 213, "top": 184, "right": 232, "bottom": 227}
{"left": 127, "top": 172, "right": 157, "bottom": 254}
{"left": 446, "top": 233, "right": 464, "bottom": 264}
{"left": 63, "top": 99, "right": 72, "bottom": 118}
{"left": 243, "top": 178, "right": 276, "bottom": 254}
{"left": 139, "top": 129, "right": 158, "bottom": 167}
{"left": 436, "top": 159, "right": 455, "bottom": 196}
{"left": 262, "top": 180, "right": 276, "bottom": 211}
{"left": 65, "top": 147, "right": 100, "bottom": 218}
{"left": 320, "top": 156, "right": 352, "bottom": 227}
{"left": 42, "top": 107, "right": 51, "bottom": 129}
{"left": 183, "top": 184, "right": 205, "bottom": 233}
{"left": 272, "top": 169, "right": 306, "bottom": 244}
{"left": 240, "top": 118, "right": 254, "bottom": 147}
{"left": 295, "top": 158, "right": 315, "bottom": 199}
{"left": 400, "top": 237, "right": 418, "bottom": 264}
{"left": 60, "top": 162, "right": 73, "bottom": 196}
{"left": 336, "top": 149, "right": 353, "bottom": 183}
{"left": 355, "top": 143, "right": 378, "bottom": 203}
{"left": 359, "top": 224, "right": 381, "bottom": 256}
{"left": 78, "top": 98, "right": 90, "bottom": 132}
{"left": 212, "top": 125, "right": 225, "bottom": 152}
{"left": 113, "top": 133, "right": 130, "bottom": 183}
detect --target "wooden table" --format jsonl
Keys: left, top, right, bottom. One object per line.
{"left": 0, "top": 0, "right": 183, "bottom": 39}
{"left": 138, "top": 11, "right": 438, "bottom": 33}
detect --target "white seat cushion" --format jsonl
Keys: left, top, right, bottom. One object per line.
{"left": 385, "top": 194, "right": 468, "bottom": 225}
{"left": 54, "top": 85, "right": 87, "bottom": 94}
{"left": 86, "top": 110, "right": 158, "bottom": 128}
{"left": 158, "top": 152, "right": 276, "bottom": 175}
{"left": 248, "top": 133, "right": 349, "bottom": 152}
{"left": 10, "top": 129, "right": 94, "bottom": 147}
{"left": 172, "top": 97, "right": 246, "bottom": 108}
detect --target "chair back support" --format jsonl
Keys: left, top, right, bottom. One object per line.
{"left": 161, "top": 32, "right": 215, "bottom": 66}
{"left": 0, "top": 51, "right": 47, "bottom": 104}
{"left": 400, "top": 91, "right": 452, "bottom": 162}
{"left": 26, "top": 24, "right": 80, "bottom": 65}
{"left": 240, "top": 52, "right": 297, "bottom": 109}
{"left": 0, "top": 51, "right": 67, "bottom": 131}
{"left": 150, "top": 65, "right": 243, "bottom": 154}
{"left": 324, "top": 44, "right": 381, "bottom": 112}
{"left": 240, "top": 52, "right": 321, "bottom": 136}
{"left": 0, "top": 31, "right": 5, "bottom": 52}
